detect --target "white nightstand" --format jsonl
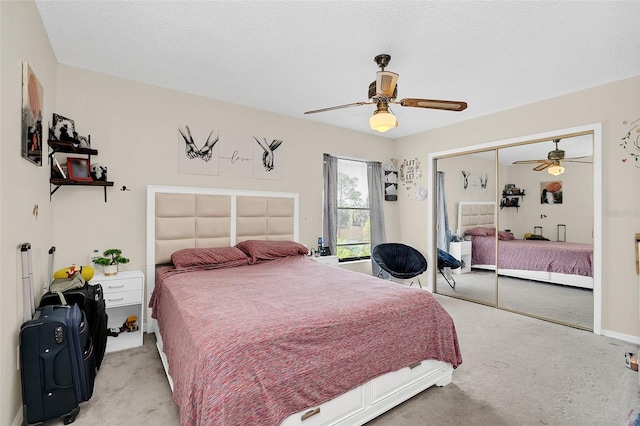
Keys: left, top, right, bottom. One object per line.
{"left": 449, "top": 241, "right": 472, "bottom": 275}
{"left": 309, "top": 255, "right": 339, "bottom": 267}
{"left": 92, "top": 270, "right": 144, "bottom": 352}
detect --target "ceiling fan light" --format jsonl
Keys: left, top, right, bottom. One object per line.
{"left": 369, "top": 111, "right": 397, "bottom": 132}
{"left": 548, "top": 164, "right": 565, "bottom": 176}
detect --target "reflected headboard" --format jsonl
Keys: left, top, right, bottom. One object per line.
{"left": 146, "top": 185, "right": 299, "bottom": 332}
{"left": 457, "top": 201, "right": 496, "bottom": 236}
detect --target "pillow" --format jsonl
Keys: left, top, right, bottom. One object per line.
{"left": 498, "top": 231, "right": 515, "bottom": 240}
{"left": 235, "top": 240, "right": 308, "bottom": 263}
{"left": 464, "top": 227, "right": 495, "bottom": 237}
{"left": 171, "top": 246, "right": 249, "bottom": 268}
{"left": 53, "top": 265, "right": 95, "bottom": 281}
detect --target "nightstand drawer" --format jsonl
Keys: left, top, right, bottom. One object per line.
{"left": 458, "top": 245, "right": 471, "bottom": 255}
{"left": 98, "top": 278, "right": 143, "bottom": 294}
{"left": 104, "top": 290, "right": 142, "bottom": 307}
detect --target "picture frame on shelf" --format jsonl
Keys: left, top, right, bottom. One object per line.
{"left": 51, "top": 157, "right": 67, "bottom": 179}
{"left": 504, "top": 183, "right": 515, "bottom": 195}
{"left": 78, "top": 135, "right": 90, "bottom": 149}
{"left": 51, "top": 113, "right": 77, "bottom": 142}
{"left": 67, "top": 157, "right": 93, "bottom": 181}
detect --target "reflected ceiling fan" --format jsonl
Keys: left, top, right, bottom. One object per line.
{"left": 304, "top": 54, "right": 468, "bottom": 133}
{"left": 513, "top": 139, "right": 592, "bottom": 176}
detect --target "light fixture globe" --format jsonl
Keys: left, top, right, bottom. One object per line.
{"left": 547, "top": 164, "right": 565, "bottom": 176}
{"left": 369, "top": 111, "right": 396, "bottom": 132}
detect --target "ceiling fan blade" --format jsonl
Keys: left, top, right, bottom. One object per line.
{"left": 563, "top": 156, "right": 592, "bottom": 162}
{"left": 533, "top": 162, "right": 552, "bottom": 171}
{"left": 304, "top": 101, "right": 371, "bottom": 115}
{"left": 513, "top": 159, "right": 546, "bottom": 164}
{"left": 398, "top": 98, "right": 468, "bottom": 111}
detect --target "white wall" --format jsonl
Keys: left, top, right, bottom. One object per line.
{"left": 0, "top": 2, "right": 58, "bottom": 424}
{"left": 435, "top": 154, "right": 496, "bottom": 237}
{"left": 503, "top": 161, "right": 593, "bottom": 243}
{"left": 394, "top": 75, "right": 640, "bottom": 339}
{"left": 51, "top": 65, "right": 399, "bottom": 276}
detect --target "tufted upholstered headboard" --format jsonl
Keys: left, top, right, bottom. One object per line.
{"left": 146, "top": 185, "right": 299, "bottom": 332}
{"left": 457, "top": 201, "right": 496, "bottom": 236}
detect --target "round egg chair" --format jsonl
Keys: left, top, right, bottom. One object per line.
{"left": 372, "top": 243, "right": 427, "bottom": 288}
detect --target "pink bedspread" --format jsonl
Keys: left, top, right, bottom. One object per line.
{"left": 471, "top": 236, "right": 593, "bottom": 277}
{"left": 150, "top": 255, "right": 462, "bottom": 425}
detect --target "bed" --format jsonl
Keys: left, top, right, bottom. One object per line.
{"left": 146, "top": 185, "right": 462, "bottom": 426}
{"left": 457, "top": 201, "right": 594, "bottom": 289}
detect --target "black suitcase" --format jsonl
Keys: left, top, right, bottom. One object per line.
{"left": 20, "top": 304, "right": 96, "bottom": 425}
{"left": 39, "top": 247, "right": 108, "bottom": 369}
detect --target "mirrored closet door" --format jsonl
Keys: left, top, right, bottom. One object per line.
{"left": 434, "top": 134, "right": 595, "bottom": 330}
{"left": 435, "top": 150, "right": 497, "bottom": 306}
{"left": 495, "top": 136, "right": 594, "bottom": 329}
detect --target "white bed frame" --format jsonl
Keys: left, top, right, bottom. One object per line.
{"left": 457, "top": 201, "right": 593, "bottom": 289}
{"left": 146, "top": 185, "right": 453, "bottom": 426}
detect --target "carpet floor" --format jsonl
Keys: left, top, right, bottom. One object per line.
{"left": 42, "top": 294, "right": 639, "bottom": 426}
{"left": 436, "top": 269, "right": 593, "bottom": 329}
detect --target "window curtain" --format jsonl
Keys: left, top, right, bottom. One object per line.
{"left": 436, "top": 171, "right": 451, "bottom": 251}
{"left": 322, "top": 154, "right": 338, "bottom": 257}
{"left": 367, "top": 161, "right": 387, "bottom": 277}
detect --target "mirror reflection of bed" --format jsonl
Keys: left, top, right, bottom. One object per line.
{"left": 435, "top": 134, "right": 594, "bottom": 330}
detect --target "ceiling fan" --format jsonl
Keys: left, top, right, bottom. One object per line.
{"left": 512, "top": 139, "right": 592, "bottom": 176}
{"left": 303, "top": 54, "right": 468, "bottom": 133}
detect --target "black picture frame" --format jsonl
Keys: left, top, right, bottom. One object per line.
{"left": 51, "top": 113, "right": 76, "bottom": 142}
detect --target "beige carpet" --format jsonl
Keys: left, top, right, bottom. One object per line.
{"left": 436, "top": 269, "right": 594, "bottom": 329}
{"left": 43, "top": 294, "right": 639, "bottom": 425}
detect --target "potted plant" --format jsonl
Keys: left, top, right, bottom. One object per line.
{"left": 93, "top": 248, "right": 130, "bottom": 276}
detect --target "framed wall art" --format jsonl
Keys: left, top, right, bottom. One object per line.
{"left": 21, "top": 63, "right": 43, "bottom": 166}
{"left": 540, "top": 181, "right": 563, "bottom": 204}
{"left": 67, "top": 157, "right": 93, "bottom": 182}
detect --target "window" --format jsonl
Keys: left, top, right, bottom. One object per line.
{"left": 336, "top": 159, "right": 371, "bottom": 261}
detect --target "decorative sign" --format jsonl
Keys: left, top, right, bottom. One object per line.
{"left": 399, "top": 158, "right": 423, "bottom": 192}
{"left": 178, "top": 125, "right": 283, "bottom": 180}
{"left": 620, "top": 118, "right": 639, "bottom": 168}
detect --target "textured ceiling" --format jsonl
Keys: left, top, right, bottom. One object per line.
{"left": 35, "top": 1, "right": 640, "bottom": 139}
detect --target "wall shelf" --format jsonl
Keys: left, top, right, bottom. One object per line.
{"left": 500, "top": 190, "right": 525, "bottom": 211}
{"left": 48, "top": 140, "right": 113, "bottom": 202}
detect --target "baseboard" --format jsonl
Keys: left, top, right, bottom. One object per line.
{"left": 12, "top": 406, "right": 22, "bottom": 426}
{"left": 601, "top": 328, "right": 640, "bottom": 345}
